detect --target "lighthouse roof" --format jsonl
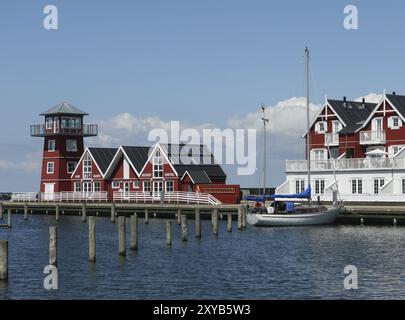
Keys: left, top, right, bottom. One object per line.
{"left": 40, "top": 102, "right": 89, "bottom": 116}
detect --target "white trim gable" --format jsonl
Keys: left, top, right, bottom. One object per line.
{"left": 103, "top": 146, "right": 142, "bottom": 180}
{"left": 181, "top": 171, "right": 195, "bottom": 184}
{"left": 138, "top": 143, "right": 178, "bottom": 177}
{"left": 70, "top": 148, "right": 104, "bottom": 179}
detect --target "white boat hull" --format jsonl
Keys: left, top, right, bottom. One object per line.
{"left": 247, "top": 207, "right": 340, "bottom": 227}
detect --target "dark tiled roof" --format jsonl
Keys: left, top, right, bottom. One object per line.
{"left": 122, "top": 146, "right": 151, "bottom": 173}
{"left": 328, "top": 99, "right": 376, "bottom": 134}
{"left": 175, "top": 164, "right": 226, "bottom": 179}
{"left": 386, "top": 94, "right": 405, "bottom": 118}
{"left": 183, "top": 170, "right": 212, "bottom": 184}
{"left": 40, "top": 102, "right": 88, "bottom": 116}
{"left": 162, "top": 144, "right": 216, "bottom": 165}
{"left": 89, "top": 148, "right": 118, "bottom": 174}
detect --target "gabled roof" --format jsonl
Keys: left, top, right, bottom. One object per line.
{"left": 174, "top": 164, "right": 226, "bottom": 179}
{"left": 161, "top": 144, "right": 216, "bottom": 165}
{"left": 88, "top": 148, "right": 118, "bottom": 174}
{"left": 40, "top": 102, "right": 88, "bottom": 116}
{"left": 121, "top": 146, "right": 151, "bottom": 173}
{"left": 385, "top": 94, "right": 405, "bottom": 120}
{"left": 181, "top": 170, "right": 212, "bottom": 184}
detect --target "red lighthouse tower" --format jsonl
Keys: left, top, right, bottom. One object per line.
{"left": 31, "top": 102, "right": 98, "bottom": 198}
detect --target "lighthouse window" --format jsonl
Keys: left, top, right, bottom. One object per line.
{"left": 67, "top": 139, "right": 78, "bottom": 152}
{"left": 48, "top": 140, "right": 55, "bottom": 152}
{"left": 47, "top": 162, "right": 54, "bottom": 174}
{"left": 62, "top": 117, "right": 81, "bottom": 129}
{"left": 45, "top": 117, "right": 52, "bottom": 129}
{"left": 153, "top": 150, "right": 163, "bottom": 178}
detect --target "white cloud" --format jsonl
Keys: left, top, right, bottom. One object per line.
{"left": 355, "top": 93, "right": 383, "bottom": 104}
{"left": 0, "top": 152, "right": 41, "bottom": 173}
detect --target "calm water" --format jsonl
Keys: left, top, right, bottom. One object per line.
{"left": 0, "top": 213, "right": 404, "bottom": 300}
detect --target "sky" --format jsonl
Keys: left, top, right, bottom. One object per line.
{"left": 0, "top": 0, "right": 405, "bottom": 191}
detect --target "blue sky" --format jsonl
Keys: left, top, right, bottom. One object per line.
{"left": 1, "top": 0, "right": 405, "bottom": 191}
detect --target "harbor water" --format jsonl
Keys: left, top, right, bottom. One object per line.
{"left": 0, "top": 214, "right": 404, "bottom": 299}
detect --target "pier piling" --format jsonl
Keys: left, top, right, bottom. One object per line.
{"left": 110, "top": 204, "right": 115, "bottom": 223}
{"left": 181, "top": 214, "right": 188, "bottom": 242}
{"left": 144, "top": 209, "right": 149, "bottom": 225}
{"left": 242, "top": 206, "right": 247, "bottom": 229}
{"left": 55, "top": 204, "right": 59, "bottom": 221}
{"left": 7, "top": 209, "right": 11, "bottom": 228}
{"left": 49, "top": 226, "right": 57, "bottom": 266}
{"left": 177, "top": 209, "right": 181, "bottom": 225}
{"left": 237, "top": 207, "right": 242, "bottom": 230}
{"left": 166, "top": 221, "right": 172, "bottom": 246}
{"left": 118, "top": 216, "right": 126, "bottom": 256}
{"left": 24, "top": 204, "right": 28, "bottom": 221}
{"left": 0, "top": 240, "right": 8, "bottom": 281}
{"left": 130, "top": 214, "right": 138, "bottom": 251}
{"left": 81, "top": 203, "right": 87, "bottom": 222}
{"left": 227, "top": 213, "right": 232, "bottom": 232}
{"left": 88, "top": 216, "right": 96, "bottom": 262}
{"left": 0, "top": 203, "right": 3, "bottom": 220}
{"left": 195, "top": 208, "right": 201, "bottom": 239}
{"left": 212, "top": 209, "right": 218, "bottom": 236}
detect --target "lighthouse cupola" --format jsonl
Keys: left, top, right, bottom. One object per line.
{"left": 31, "top": 102, "right": 98, "bottom": 196}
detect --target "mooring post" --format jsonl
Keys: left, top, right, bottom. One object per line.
{"left": 166, "top": 221, "right": 172, "bottom": 246}
{"left": 177, "top": 209, "right": 181, "bottom": 225}
{"left": 212, "top": 209, "right": 218, "bottom": 236}
{"left": 237, "top": 206, "right": 242, "bottom": 230}
{"left": 130, "top": 214, "right": 138, "bottom": 251}
{"left": 49, "top": 226, "right": 57, "bottom": 266}
{"left": 110, "top": 203, "right": 115, "bottom": 223}
{"left": 55, "top": 204, "right": 59, "bottom": 221}
{"left": 81, "top": 203, "right": 87, "bottom": 222}
{"left": 88, "top": 216, "right": 96, "bottom": 262}
{"left": 242, "top": 205, "right": 247, "bottom": 229}
{"left": 22, "top": 203, "right": 28, "bottom": 221}
{"left": 0, "top": 240, "right": 8, "bottom": 281}
{"left": 0, "top": 202, "right": 3, "bottom": 220}
{"left": 144, "top": 209, "right": 149, "bottom": 225}
{"left": 195, "top": 208, "right": 201, "bottom": 239}
{"left": 227, "top": 213, "right": 232, "bottom": 232}
{"left": 181, "top": 214, "right": 188, "bottom": 242}
{"left": 7, "top": 209, "right": 11, "bottom": 228}
{"left": 118, "top": 216, "right": 126, "bottom": 256}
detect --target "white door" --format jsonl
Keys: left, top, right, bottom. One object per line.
{"left": 372, "top": 118, "right": 383, "bottom": 132}
{"left": 83, "top": 182, "right": 92, "bottom": 199}
{"left": 44, "top": 183, "right": 54, "bottom": 201}
{"left": 123, "top": 182, "right": 130, "bottom": 199}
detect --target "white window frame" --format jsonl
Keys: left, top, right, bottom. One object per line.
{"left": 143, "top": 181, "right": 151, "bottom": 192}
{"left": 83, "top": 154, "right": 92, "bottom": 179}
{"left": 74, "top": 182, "right": 81, "bottom": 192}
{"left": 153, "top": 150, "right": 163, "bottom": 178}
{"left": 47, "top": 162, "right": 54, "bottom": 174}
{"left": 93, "top": 181, "right": 101, "bottom": 192}
{"left": 388, "top": 116, "right": 402, "bottom": 130}
{"left": 351, "top": 179, "right": 363, "bottom": 194}
{"left": 165, "top": 180, "right": 174, "bottom": 193}
{"left": 48, "top": 140, "right": 55, "bottom": 152}
{"left": 312, "top": 149, "right": 327, "bottom": 161}
{"left": 67, "top": 161, "right": 77, "bottom": 174}
{"left": 315, "top": 179, "right": 325, "bottom": 195}
{"left": 66, "top": 139, "right": 78, "bottom": 152}
{"left": 45, "top": 117, "right": 52, "bottom": 129}
{"left": 112, "top": 181, "right": 120, "bottom": 189}
{"left": 315, "top": 121, "right": 327, "bottom": 134}
{"left": 133, "top": 180, "right": 140, "bottom": 189}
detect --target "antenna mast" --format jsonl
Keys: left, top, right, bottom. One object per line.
{"left": 305, "top": 46, "right": 312, "bottom": 204}
{"left": 261, "top": 104, "right": 269, "bottom": 196}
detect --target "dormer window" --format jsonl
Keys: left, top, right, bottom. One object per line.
{"left": 388, "top": 116, "right": 402, "bottom": 130}
{"left": 315, "top": 121, "right": 327, "bottom": 134}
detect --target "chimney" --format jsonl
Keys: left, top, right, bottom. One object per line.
{"left": 362, "top": 98, "right": 365, "bottom": 103}
{"left": 343, "top": 96, "right": 347, "bottom": 107}
{"left": 393, "top": 91, "right": 396, "bottom": 95}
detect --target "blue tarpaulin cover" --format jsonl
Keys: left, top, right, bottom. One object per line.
{"left": 243, "top": 187, "right": 311, "bottom": 203}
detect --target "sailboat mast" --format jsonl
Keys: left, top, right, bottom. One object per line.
{"left": 305, "top": 46, "right": 312, "bottom": 202}
{"left": 261, "top": 104, "right": 269, "bottom": 196}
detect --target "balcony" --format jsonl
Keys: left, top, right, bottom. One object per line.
{"left": 359, "top": 130, "right": 386, "bottom": 145}
{"left": 324, "top": 133, "right": 339, "bottom": 146}
{"left": 286, "top": 157, "right": 405, "bottom": 172}
{"left": 30, "top": 124, "right": 98, "bottom": 137}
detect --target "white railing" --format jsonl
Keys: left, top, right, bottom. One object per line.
{"left": 11, "top": 192, "right": 38, "bottom": 202}
{"left": 113, "top": 191, "right": 222, "bottom": 205}
{"left": 40, "top": 192, "right": 108, "bottom": 202}
{"left": 324, "top": 133, "right": 339, "bottom": 146}
{"left": 360, "top": 130, "right": 386, "bottom": 145}
{"left": 286, "top": 157, "right": 405, "bottom": 172}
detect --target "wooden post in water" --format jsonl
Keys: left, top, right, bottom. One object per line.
{"left": 0, "top": 240, "right": 8, "bottom": 281}
{"left": 181, "top": 214, "right": 187, "bottom": 242}
{"left": 242, "top": 205, "right": 247, "bottom": 229}
{"left": 7, "top": 209, "right": 11, "bottom": 228}
{"left": 177, "top": 209, "right": 181, "bottom": 225}
{"left": 195, "top": 208, "right": 201, "bottom": 239}
{"left": 49, "top": 226, "right": 57, "bottom": 266}
{"left": 166, "top": 221, "right": 172, "bottom": 246}
{"left": 144, "top": 209, "right": 149, "bottom": 225}
{"left": 55, "top": 204, "right": 60, "bottom": 221}
{"left": 130, "top": 214, "right": 138, "bottom": 251}
{"left": 227, "top": 213, "right": 232, "bottom": 232}
{"left": 24, "top": 204, "right": 28, "bottom": 221}
{"left": 237, "top": 206, "right": 242, "bottom": 230}
{"left": 81, "top": 203, "right": 87, "bottom": 222}
{"left": 110, "top": 203, "right": 115, "bottom": 223}
{"left": 212, "top": 209, "right": 218, "bottom": 236}
{"left": 118, "top": 216, "right": 126, "bottom": 256}
{"left": 88, "top": 216, "right": 96, "bottom": 262}
{"left": 0, "top": 203, "right": 3, "bottom": 220}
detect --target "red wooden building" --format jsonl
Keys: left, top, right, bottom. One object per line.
{"left": 32, "top": 103, "right": 240, "bottom": 204}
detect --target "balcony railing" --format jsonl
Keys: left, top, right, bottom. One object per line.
{"left": 286, "top": 157, "right": 405, "bottom": 172}
{"left": 359, "top": 130, "right": 386, "bottom": 145}
{"left": 30, "top": 124, "right": 98, "bottom": 137}
{"left": 324, "top": 133, "right": 339, "bottom": 146}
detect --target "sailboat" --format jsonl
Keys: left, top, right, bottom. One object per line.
{"left": 246, "top": 47, "right": 342, "bottom": 227}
